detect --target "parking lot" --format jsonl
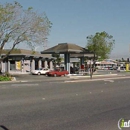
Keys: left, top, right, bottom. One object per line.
{"left": 9, "top": 69, "right": 130, "bottom": 83}
{"left": 12, "top": 74, "right": 70, "bottom": 82}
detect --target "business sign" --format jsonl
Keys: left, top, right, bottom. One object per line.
{"left": 126, "top": 64, "right": 129, "bottom": 71}
{"left": 118, "top": 118, "right": 130, "bottom": 129}
{"left": 16, "top": 61, "right": 21, "bottom": 70}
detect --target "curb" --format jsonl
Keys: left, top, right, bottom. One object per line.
{"left": 0, "top": 80, "right": 31, "bottom": 84}
{"left": 0, "top": 81, "right": 20, "bottom": 84}
{"left": 68, "top": 74, "right": 118, "bottom": 79}
{"left": 64, "top": 76, "right": 130, "bottom": 83}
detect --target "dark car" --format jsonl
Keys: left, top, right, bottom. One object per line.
{"left": 46, "top": 69, "right": 69, "bottom": 77}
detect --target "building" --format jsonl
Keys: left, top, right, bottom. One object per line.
{"left": 1, "top": 49, "right": 54, "bottom": 74}
{"left": 95, "top": 59, "right": 118, "bottom": 69}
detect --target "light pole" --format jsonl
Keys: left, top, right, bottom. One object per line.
{"left": 21, "top": 57, "right": 24, "bottom": 72}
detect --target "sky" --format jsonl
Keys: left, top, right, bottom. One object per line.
{"left": 1, "top": 0, "right": 130, "bottom": 59}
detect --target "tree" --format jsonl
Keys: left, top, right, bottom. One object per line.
{"left": 52, "top": 54, "right": 62, "bottom": 66}
{"left": 86, "top": 31, "right": 115, "bottom": 78}
{"left": 0, "top": 2, "right": 52, "bottom": 72}
{"left": 86, "top": 31, "right": 115, "bottom": 60}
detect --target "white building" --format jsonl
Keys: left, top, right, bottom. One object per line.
{"left": 1, "top": 49, "right": 54, "bottom": 74}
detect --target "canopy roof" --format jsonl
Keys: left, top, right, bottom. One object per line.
{"left": 70, "top": 53, "right": 94, "bottom": 58}
{"left": 96, "top": 61, "right": 117, "bottom": 65}
{"left": 41, "top": 43, "right": 93, "bottom": 54}
{"left": 1, "top": 49, "right": 52, "bottom": 58}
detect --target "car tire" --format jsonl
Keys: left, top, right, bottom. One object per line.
{"left": 64, "top": 74, "right": 67, "bottom": 76}
{"left": 54, "top": 74, "right": 57, "bottom": 77}
{"left": 38, "top": 72, "right": 41, "bottom": 75}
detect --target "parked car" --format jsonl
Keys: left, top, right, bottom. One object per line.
{"left": 102, "top": 66, "right": 108, "bottom": 70}
{"left": 31, "top": 68, "right": 50, "bottom": 75}
{"left": 46, "top": 69, "right": 69, "bottom": 77}
{"left": 117, "top": 67, "right": 126, "bottom": 72}
{"left": 108, "top": 67, "right": 114, "bottom": 70}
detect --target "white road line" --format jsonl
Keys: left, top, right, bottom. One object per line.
{"left": 42, "top": 98, "right": 46, "bottom": 100}
{"left": 103, "top": 79, "right": 114, "bottom": 82}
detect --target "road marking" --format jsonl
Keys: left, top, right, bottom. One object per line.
{"left": 49, "top": 81, "right": 66, "bottom": 84}
{"left": 103, "top": 79, "right": 114, "bottom": 82}
{"left": 42, "top": 98, "right": 46, "bottom": 100}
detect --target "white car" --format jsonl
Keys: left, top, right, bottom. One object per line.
{"left": 117, "top": 67, "right": 126, "bottom": 72}
{"left": 31, "top": 68, "right": 50, "bottom": 75}
{"left": 102, "top": 67, "right": 108, "bottom": 70}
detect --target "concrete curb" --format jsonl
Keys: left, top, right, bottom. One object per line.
{"left": 0, "top": 80, "right": 20, "bottom": 84}
{"left": 64, "top": 76, "right": 130, "bottom": 83}
{"left": 68, "top": 74, "right": 118, "bottom": 79}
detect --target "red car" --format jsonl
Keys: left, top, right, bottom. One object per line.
{"left": 46, "top": 69, "right": 69, "bottom": 77}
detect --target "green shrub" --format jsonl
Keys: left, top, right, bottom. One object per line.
{"left": 3, "top": 72, "right": 12, "bottom": 77}
{"left": 0, "top": 76, "right": 11, "bottom": 81}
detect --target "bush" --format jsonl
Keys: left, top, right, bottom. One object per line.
{"left": 2, "top": 72, "right": 12, "bottom": 77}
{"left": 0, "top": 76, "right": 11, "bottom": 81}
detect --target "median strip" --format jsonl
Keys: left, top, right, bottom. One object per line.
{"left": 64, "top": 76, "right": 130, "bottom": 83}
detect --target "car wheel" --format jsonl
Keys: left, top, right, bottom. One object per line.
{"left": 54, "top": 74, "right": 57, "bottom": 77}
{"left": 64, "top": 74, "right": 67, "bottom": 76}
{"left": 38, "top": 72, "right": 41, "bottom": 75}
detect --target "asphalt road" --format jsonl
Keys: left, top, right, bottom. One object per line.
{"left": 0, "top": 78, "right": 130, "bottom": 130}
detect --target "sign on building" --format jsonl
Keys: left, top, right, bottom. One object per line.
{"left": 16, "top": 61, "right": 21, "bottom": 70}
{"left": 126, "top": 63, "right": 129, "bottom": 71}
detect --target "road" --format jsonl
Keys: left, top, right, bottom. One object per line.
{"left": 0, "top": 77, "right": 130, "bottom": 130}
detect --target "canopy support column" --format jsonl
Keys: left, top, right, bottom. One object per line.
{"left": 64, "top": 53, "right": 70, "bottom": 74}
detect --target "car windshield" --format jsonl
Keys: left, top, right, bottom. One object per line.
{"left": 54, "top": 68, "right": 64, "bottom": 71}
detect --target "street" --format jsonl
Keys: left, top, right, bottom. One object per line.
{"left": 0, "top": 77, "right": 130, "bottom": 130}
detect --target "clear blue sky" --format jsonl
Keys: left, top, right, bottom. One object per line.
{"left": 1, "top": 0, "right": 130, "bottom": 59}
